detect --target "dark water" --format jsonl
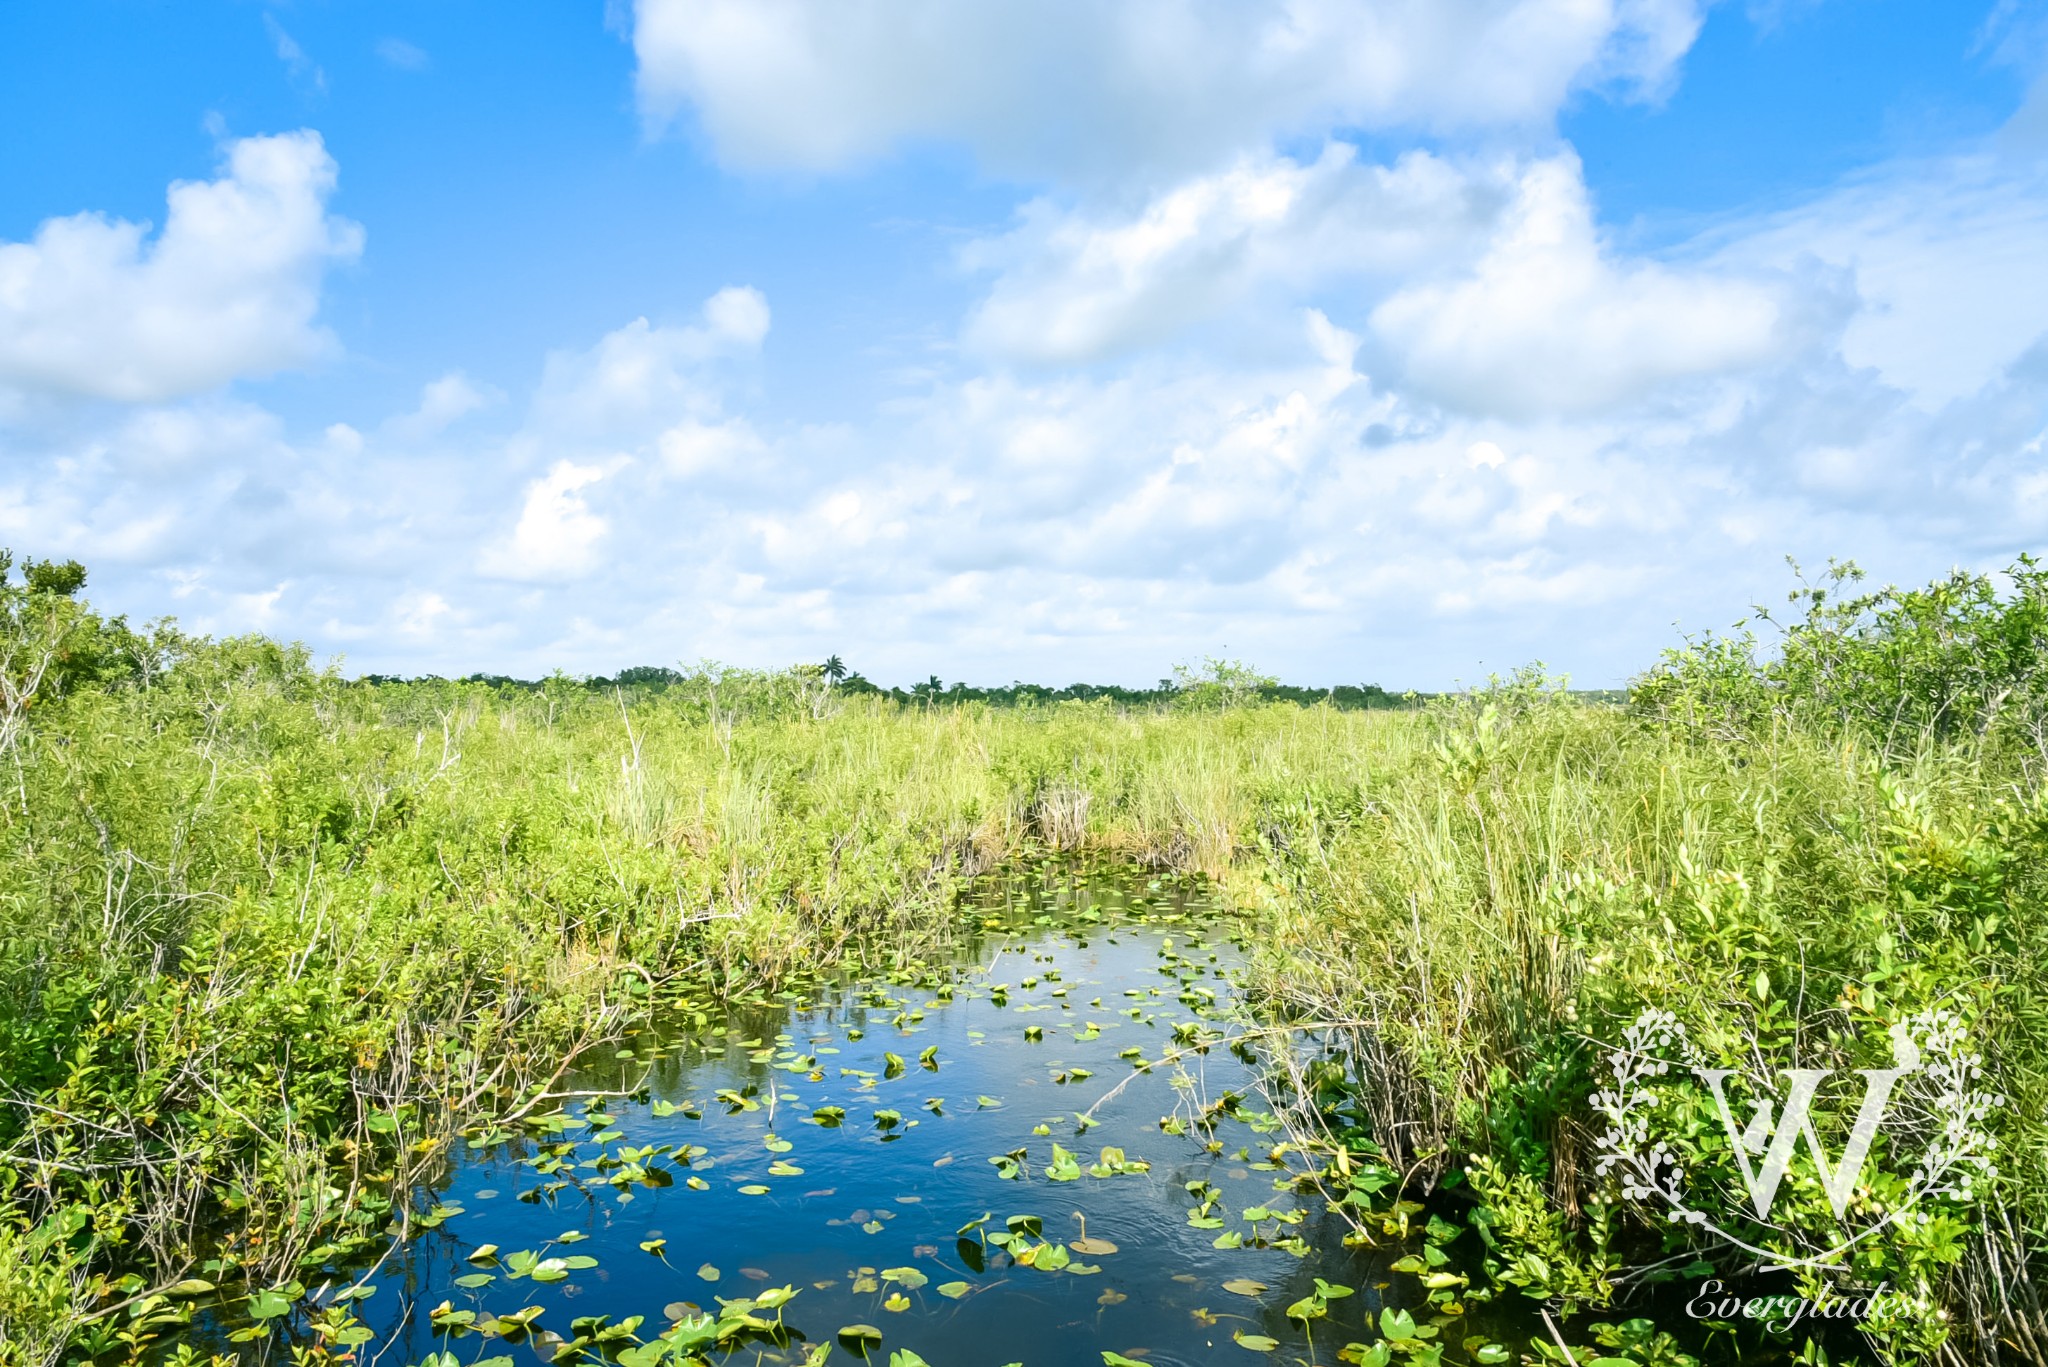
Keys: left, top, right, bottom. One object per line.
{"left": 182, "top": 870, "right": 1543, "bottom": 1366}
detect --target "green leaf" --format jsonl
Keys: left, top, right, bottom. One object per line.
{"left": 246, "top": 1290, "right": 294, "bottom": 1322}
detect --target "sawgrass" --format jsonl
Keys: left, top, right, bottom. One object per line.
{"left": 3, "top": 556, "right": 2045, "bottom": 1366}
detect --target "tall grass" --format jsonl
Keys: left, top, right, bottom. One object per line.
{"left": 1, "top": 555, "right": 2043, "bottom": 1366}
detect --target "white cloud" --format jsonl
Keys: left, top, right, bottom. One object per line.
{"left": 1712, "top": 155, "right": 2048, "bottom": 406}
{"left": 479, "top": 460, "right": 616, "bottom": 581}
{"left": 386, "top": 372, "right": 493, "bottom": 441}
{"left": 531, "top": 287, "right": 769, "bottom": 436}
{"left": 395, "top": 589, "right": 455, "bottom": 637}
{"left": 1370, "top": 156, "right": 1793, "bottom": 417}
{"left": 265, "top": 15, "right": 328, "bottom": 94}
{"left": 659, "top": 418, "right": 767, "bottom": 476}
{"left": 8, "top": 124, "right": 2044, "bottom": 688}
{"left": 626, "top": 0, "right": 1706, "bottom": 184}
{"left": 0, "top": 131, "right": 362, "bottom": 402}
{"left": 376, "top": 38, "right": 430, "bottom": 71}
{"left": 962, "top": 144, "right": 1508, "bottom": 364}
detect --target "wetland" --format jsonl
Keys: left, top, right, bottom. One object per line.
{"left": 4, "top": 554, "right": 2048, "bottom": 1367}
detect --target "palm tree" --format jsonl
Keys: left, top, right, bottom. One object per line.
{"left": 823, "top": 654, "right": 847, "bottom": 686}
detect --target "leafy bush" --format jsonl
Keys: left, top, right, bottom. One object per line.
{"left": 1633, "top": 556, "right": 2048, "bottom": 759}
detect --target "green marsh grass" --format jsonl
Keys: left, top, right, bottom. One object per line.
{"left": 2, "top": 555, "right": 2045, "bottom": 1366}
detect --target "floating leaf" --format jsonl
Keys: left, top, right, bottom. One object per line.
{"left": 1222, "top": 1278, "right": 1268, "bottom": 1297}
{"left": 936, "top": 1281, "right": 970, "bottom": 1300}
{"left": 738, "top": 1184, "right": 771, "bottom": 1195}
{"left": 1233, "top": 1331, "right": 1280, "bottom": 1352}
{"left": 883, "top": 1292, "right": 910, "bottom": 1313}
{"left": 697, "top": 1264, "right": 720, "bottom": 1282}
{"left": 246, "top": 1290, "right": 294, "bottom": 1321}
{"left": 881, "top": 1267, "right": 929, "bottom": 1289}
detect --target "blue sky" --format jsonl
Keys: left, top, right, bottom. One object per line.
{"left": 2, "top": 0, "right": 2045, "bottom": 687}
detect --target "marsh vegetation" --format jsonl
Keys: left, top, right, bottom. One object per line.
{"left": 1, "top": 552, "right": 2045, "bottom": 1367}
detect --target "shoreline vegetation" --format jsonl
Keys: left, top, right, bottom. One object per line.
{"left": 2, "top": 550, "right": 2045, "bottom": 1367}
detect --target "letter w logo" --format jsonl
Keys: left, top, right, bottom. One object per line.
{"left": 1696, "top": 1062, "right": 1911, "bottom": 1222}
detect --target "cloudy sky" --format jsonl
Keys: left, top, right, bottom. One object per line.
{"left": 2, "top": 1, "right": 2045, "bottom": 687}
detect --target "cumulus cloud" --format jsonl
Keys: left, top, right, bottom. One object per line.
{"left": 0, "top": 131, "right": 362, "bottom": 402}
{"left": 625, "top": 0, "right": 1705, "bottom": 183}
{"left": 962, "top": 145, "right": 1509, "bottom": 364}
{"left": 386, "top": 372, "right": 493, "bottom": 441}
{"left": 1370, "top": 156, "right": 1794, "bottom": 417}
{"left": 530, "top": 286, "right": 769, "bottom": 436}
{"left": 1713, "top": 155, "right": 2048, "bottom": 406}
{"left": 7, "top": 130, "right": 2044, "bottom": 688}
{"left": 479, "top": 460, "right": 616, "bottom": 581}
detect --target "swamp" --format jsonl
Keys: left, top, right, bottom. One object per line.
{"left": 2, "top": 552, "right": 2047, "bottom": 1367}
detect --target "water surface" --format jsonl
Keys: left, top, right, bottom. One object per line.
{"left": 195, "top": 868, "right": 1528, "bottom": 1366}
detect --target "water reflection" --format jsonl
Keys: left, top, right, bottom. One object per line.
{"left": 192, "top": 867, "right": 1523, "bottom": 1366}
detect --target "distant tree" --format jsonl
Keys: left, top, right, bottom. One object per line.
{"left": 615, "top": 665, "right": 685, "bottom": 688}
{"left": 1170, "top": 656, "right": 1278, "bottom": 710}
{"left": 823, "top": 654, "right": 847, "bottom": 686}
